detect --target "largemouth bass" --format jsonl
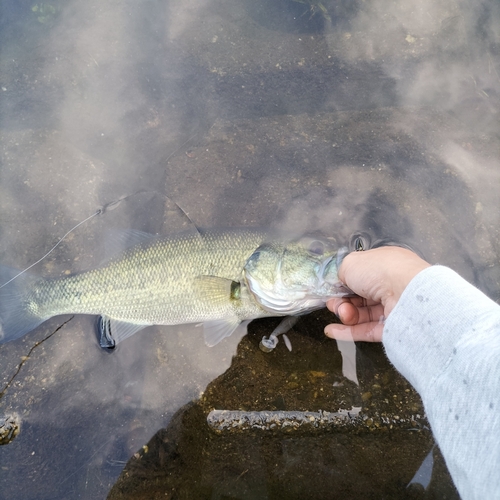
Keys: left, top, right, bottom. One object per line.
{"left": 0, "top": 228, "right": 350, "bottom": 347}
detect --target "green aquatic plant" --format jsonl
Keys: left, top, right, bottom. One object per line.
{"left": 292, "top": 0, "right": 331, "bottom": 22}
{"left": 31, "top": 3, "right": 58, "bottom": 24}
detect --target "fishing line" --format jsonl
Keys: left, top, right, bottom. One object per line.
{"left": 165, "top": 131, "right": 199, "bottom": 164}
{"left": 0, "top": 210, "right": 102, "bottom": 290}
{"left": 0, "top": 193, "right": 147, "bottom": 289}
{"left": 0, "top": 196, "right": 134, "bottom": 289}
{"left": 1, "top": 131, "right": 204, "bottom": 290}
{"left": 0, "top": 189, "right": 199, "bottom": 289}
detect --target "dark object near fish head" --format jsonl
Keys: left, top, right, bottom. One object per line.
{"left": 349, "top": 231, "right": 426, "bottom": 260}
{"left": 349, "top": 232, "right": 372, "bottom": 252}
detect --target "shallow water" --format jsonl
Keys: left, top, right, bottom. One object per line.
{"left": 0, "top": 0, "right": 499, "bottom": 498}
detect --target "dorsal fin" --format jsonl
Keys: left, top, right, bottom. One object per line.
{"left": 103, "top": 229, "right": 157, "bottom": 260}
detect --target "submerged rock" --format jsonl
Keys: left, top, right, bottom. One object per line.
{"left": 0, "top": 414, "right": 19, "bottom": 445}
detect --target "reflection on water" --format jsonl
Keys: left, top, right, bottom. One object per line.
{"left": 0, "top": 0, "right": 498, "bottom": 497}
{"left": 107, "top": 330, "right": 456, "bottom": 498}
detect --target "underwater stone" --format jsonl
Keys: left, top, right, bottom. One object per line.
{"left": 206, "top": 408, "right": 428, "bottom": 433}
{"left": 0, "top": 414, "right": 20, "bottom": 445}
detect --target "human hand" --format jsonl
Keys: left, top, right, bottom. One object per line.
{"left": 324, "top": 247, "right": 431, "bottom": 342}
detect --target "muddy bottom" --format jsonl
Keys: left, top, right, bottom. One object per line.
{"left": 107, "top": 313, "right": 459, "bottom": 499}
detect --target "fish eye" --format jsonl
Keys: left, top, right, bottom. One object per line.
{"left": 308, "top": 240, "right": 325, "bottom": 256}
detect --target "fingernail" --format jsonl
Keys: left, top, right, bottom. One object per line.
{"left": 330, "top": 303, "right": 339, "bottom": 318}
{"left": 324, "top": 326, "right": 336, "bottom": 339}
{"left": 334, "top": 302, "right": 344, "bottom": 319}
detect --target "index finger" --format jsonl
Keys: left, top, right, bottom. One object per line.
{"left": 324, "top": 321, "right": 384, "bottom": 342}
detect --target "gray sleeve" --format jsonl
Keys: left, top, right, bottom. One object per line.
{"left": 382, "top": 265, "right": 500, "bottom": 500}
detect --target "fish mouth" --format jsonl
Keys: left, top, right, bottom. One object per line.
{"left": 318, "top": 247, "right": 354, "bottom": 295}
{"left": 319, "top": 247, "right": 350, "bottom": 284}
{"left": 316, "top": 254, "right": 335, "bottom": 287}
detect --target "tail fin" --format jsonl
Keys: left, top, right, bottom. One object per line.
{"left": 0, "top": 266, "right": 45, "bottom": 343}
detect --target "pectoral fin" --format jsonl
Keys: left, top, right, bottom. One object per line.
{"left": 194, "top": 276, "right": 240, "bottom": 306}
{"left": 97, "top": 315, "right": 149, "bottom": 349}
{"left": 203, "top": 317, "right": 248, "bottom": 347}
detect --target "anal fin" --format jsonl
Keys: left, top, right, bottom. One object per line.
{"left": 203, "top": 317, "right": 247, "bottom": 347}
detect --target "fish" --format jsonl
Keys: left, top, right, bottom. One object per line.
{"left": 0, "top": 228, "right": 351, "bottom": 348}
{"left": 0, "top": 228, "right": 268, "bottom": 347}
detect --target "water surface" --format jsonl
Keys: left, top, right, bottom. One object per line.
{"left": 0, "top": 0, "right": 499, "bottom": 498}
